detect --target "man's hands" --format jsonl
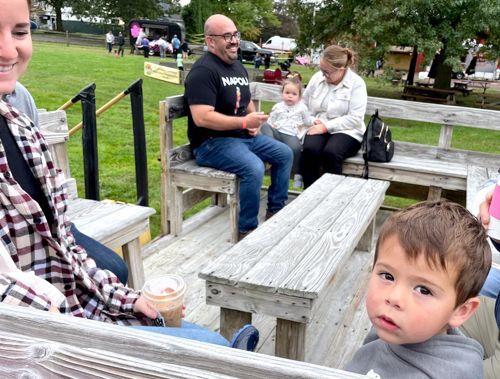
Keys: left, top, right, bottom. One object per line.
{"left": 244, "top": 112, "right": 268, "bottom": 129}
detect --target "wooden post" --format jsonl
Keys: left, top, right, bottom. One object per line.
{"left": 122, "top": 238, "right": 145, "bottom": 290}
{"left": 220, "top": 308, "right": 252, "bottom": 341}
{"left": 357, "top": 217, "right": 375, "bottom": 252}
{"left": 275, "top": 319, "right": 306, "bottom": 361}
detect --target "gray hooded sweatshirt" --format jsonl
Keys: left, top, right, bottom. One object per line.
{"left": 345, "top": 327, "right": 484, "bottom": 378}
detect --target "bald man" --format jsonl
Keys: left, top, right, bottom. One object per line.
{"left": 184, "top": 14, "right": 292, "bottom": 240}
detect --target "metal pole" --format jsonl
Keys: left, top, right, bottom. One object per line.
{"left": 80, "top": 83, "right": 100, "bottom": 200}
{"left": 127, "top": 79, "right": 148, "bottom": 206}
{"left": 69, "top": 90, "right": 127, "bottom": 136}
{"left": 58, "top": 83, "right": 95, "bottom": 111}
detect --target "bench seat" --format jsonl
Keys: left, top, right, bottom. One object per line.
{"left": 160, "top": 99, "right": 240, "bottom": 243}
{"left": 0, "top": 303, "right": 369, "bottom": 378}
{"left": 250, "top": 81, "right": 500, "bottom": 203}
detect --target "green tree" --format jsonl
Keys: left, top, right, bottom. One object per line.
{"left": 291, "top": 0, "right": 500, "bottom": 88}
{"left": 182, "top": 0, "right": 279, "bottom": 41}
{"left": 182, "top": 0, "right": 214, "bottom": 38}
{"left": 69, "top": 0, "right": 165, "bottom": 28}
{"left": 38, "top": 0, "right": 67, "bottom": 31}
{"left": 260, "top": 0, "right": 298, "bottom": 41}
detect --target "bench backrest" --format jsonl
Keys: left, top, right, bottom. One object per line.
{"left": 250, "top": 82, "right": 500, "bottom": 149}
{"left": 0, "top": 303, "right": 368, "bottom": 378}
{"left": 38, "top": 110, "right": 78, "bottom": 200}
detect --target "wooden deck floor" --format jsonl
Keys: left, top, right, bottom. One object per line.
{"left": 142, "top": 194, "right": 391, "bottom": 368}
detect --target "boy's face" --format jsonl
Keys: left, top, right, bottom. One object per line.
{"left": 366, "top": 234, "right": 473, "bottom": 345}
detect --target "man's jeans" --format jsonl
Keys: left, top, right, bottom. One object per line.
{"left": 134, "top": 321, "right": 230, "bottom": 346}
{"left": 193, "top": 135, "right": 293, "bottom": 233}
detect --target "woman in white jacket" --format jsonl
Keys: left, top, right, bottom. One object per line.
{"left": 301, "top": 45, "right": 367, "bottom": 188}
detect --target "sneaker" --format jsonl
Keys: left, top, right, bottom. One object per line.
{"left": 230, "top": 324, "right": 259, "bottom": 351}
{"left": 265, "top": 210, "right": 277, "bottom": 221}
{"left": 293, "top": 174, "right": 303, "bottom": 189}
{"left": 238, "top": 229, "right": 255, "bottom": 242}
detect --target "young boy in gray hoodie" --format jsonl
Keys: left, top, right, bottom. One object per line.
{"left": 346, "top": 200, "right": 492, "bottom": 379}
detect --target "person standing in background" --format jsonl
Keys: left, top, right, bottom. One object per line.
{"left": 171, "top": 34, "right": 181, "bottom": 58}
{"left": 105, "top": 31, "right": 114, "bottom": 53}
{"left": 116, "top": 32, "right": 125, "bottom": 57}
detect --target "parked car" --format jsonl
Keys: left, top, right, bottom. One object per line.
{"left": 239, "top": 40, "right": 274, "bottom": 63}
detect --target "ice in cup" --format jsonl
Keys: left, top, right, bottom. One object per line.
{"left": 142, "top": 275, "right": 186, "bottom": 327}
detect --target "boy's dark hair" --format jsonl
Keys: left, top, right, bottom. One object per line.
{"left": 375, "top": 200, "right": 491, "bottom": 307}
{"left": 281, "top": 77, "right": 303, "bottom": 96}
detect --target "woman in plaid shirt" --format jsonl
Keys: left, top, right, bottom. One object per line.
{"left": 0, "top": 0, "right": 258, "bottom": 350}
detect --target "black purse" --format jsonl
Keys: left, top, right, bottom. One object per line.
{"left": 362, "top": 110, "right": 394, "bottom": 179}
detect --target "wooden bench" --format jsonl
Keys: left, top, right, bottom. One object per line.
{"left": 39, "top": 110, "right": 156, "bottom": 289}
{"left": 402, "top": 84, "right": 457, "bottom": 104}
{"left": 250, "top": 82, "right": 500, "bottom": 204}
{"left": 199, "top": 174, "right": 389, "bottom": 366}
{"left": 159, "top": 97, "right": 240, "bottom": 243}
{"left": 0, "top": 303, "right": 369, "bottom": 378}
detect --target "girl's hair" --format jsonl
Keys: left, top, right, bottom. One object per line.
{"left": 322, "top": 45, "right": 357, "bottom": 69}
{"left": 281, "top": 77, "right": 303, "bottom": 97}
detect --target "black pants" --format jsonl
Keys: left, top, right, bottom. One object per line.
{"left": 301, "top": 132, "right": 361, "bottom": 188}
{"left": 70, "top": 223, "right": 128, "bottom": 285}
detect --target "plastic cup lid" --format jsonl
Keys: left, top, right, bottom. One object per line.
{"left": 143, "top": 275, "right": 186, "bottom": 297}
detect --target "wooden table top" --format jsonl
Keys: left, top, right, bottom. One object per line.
{"left": 199, "top": 174, "right": 389, "bottom": 299}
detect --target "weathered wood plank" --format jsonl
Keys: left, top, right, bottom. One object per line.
{"left": 206, "top": 281, "right": 313, "bottom": 322}
{"left": 199, "top": 175, "right": 345, "bottom": 286}
{"left": 66, "top": 199, "right": 155, "bottom": 246}
{"left": 305, "top": 249, "right": 372, "bottom": 368}
{"left": 277, "top": 179, "right": 387, "bottom": 298}
{"left": 237, "top": 177, "right": 374, "bottom": 296}
{"left": 0, "top": 304, "right": 369, "bottom": 379}
{"left": 250, "top": 82, "right": 500, "bottom": 130}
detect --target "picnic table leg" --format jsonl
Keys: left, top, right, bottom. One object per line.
{"left": 356, "top": 217, "right": 375, "bottom": 252}
{"left": 275, "top": 318, "right": 306, "bottom": 361}
{"left": 220, "top": 308, "right": 252, "bottom": 341}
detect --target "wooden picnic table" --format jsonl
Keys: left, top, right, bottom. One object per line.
{"left": 402, "top": 84, "right": 456, "bottom": 104}
{"left": 199, "top": 174, "right": 389, "bottom": 364}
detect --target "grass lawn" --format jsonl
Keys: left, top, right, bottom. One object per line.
{"left": 22, "top": 42, "right": 499, "bottom": 238}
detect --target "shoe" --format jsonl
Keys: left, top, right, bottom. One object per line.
{"left": 238, "top": 229, "right": 254, "bottom": 242}
{"left": 265, "top": 210, "right": 277, "bottom": 221}
{"left": 230, "top": 324, "right": 259, "bottom": 351}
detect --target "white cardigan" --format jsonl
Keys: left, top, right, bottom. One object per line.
{"left": 302, "top": 68, "right": 367, "bottom": 142}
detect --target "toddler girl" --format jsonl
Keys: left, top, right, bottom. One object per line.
{"left": 261, "top": 77, "right": 315, "bottom": 188}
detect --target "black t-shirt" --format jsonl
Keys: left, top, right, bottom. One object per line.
{"left": 184, "top": 52, "right": 251, "bottom": 148}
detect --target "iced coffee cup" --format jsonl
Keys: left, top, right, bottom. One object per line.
{"left": 142, "top": 275, "right": 186, "bottom": 327}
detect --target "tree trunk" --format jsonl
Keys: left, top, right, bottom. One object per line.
{"left": 406, "top": 45, "right": 418, "bottom": 85}
{"left": 55, "top": 7, "right": 64, "bottom": 32}
{"left": 433, "top": 63, "right": 452, "bottom": 89}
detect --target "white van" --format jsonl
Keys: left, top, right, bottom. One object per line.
{"left": 262, "top": 36, "right": 296, "bottom": 53}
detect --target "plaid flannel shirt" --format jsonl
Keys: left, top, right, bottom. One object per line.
{"left": 0, "top": 100, "right": 153, "bottom": 326}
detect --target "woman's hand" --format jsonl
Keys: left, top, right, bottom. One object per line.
{"left": 307, "top": 121, "right": 328, "bottom": 135}
{"left": 134, "top": 295, "right": 159, "bottom": 319}
{"left": 479, "top": 189, "right": 494, "bottom": 230}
